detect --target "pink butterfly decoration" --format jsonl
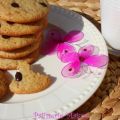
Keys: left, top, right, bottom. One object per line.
{"left": 57, "top": 44, "right": 108, "bottom": 78}
{"left": 42, "top": 27, "right": 108, "bottom": 78}
{"left": 42, "top": 28, "right": 84, "bottom": 54}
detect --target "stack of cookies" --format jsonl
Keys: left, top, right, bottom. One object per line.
{"left": 0, "top": 0, "right": 49, "bottom": 70}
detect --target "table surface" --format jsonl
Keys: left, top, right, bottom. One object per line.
{"left": 47, "top": 1, "right": 120, "bottom": 120}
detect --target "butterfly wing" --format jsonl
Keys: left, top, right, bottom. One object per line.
{"left": 84, "top": 55, "right": 108, "bottom": 68}
{"left": 46, "top": 28, "right": 65, "bottom": 42}
{"left": 41, "top": 39, "right": 58, "bottom": 55}
{"left": 64, "top": 30, "right": 84, "bottom": 43}
{"left": 42, "top": 28, "right": 65, "bottom": 55}
{"left": 78, "top": 45, "right": 95, "bottom": 58}
{"left": 57, "top": 43, "right": 77, "bottom": 62}
{"left": 61, "top": 61, "right": 88, "bottom": 78}
{"left": 60, "top": 52, "right": 79, "bottom": 63}
{"left": 61, "top": 61, "right": 81, "bottom": 77}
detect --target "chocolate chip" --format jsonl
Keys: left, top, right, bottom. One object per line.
{"left": 7, "top": 21, "right": 14, "bottom": 25}
{"left": 11, "top": 2, "right": 19, "bottom": 8}
{"left": 40, "top": 2, "right": 47, "bottom": 7}
{"left": 15, "top": 72, "right": 22, "bottom": 81}
{"left": 2, "top": 35, "right": 10, "bottom": 39}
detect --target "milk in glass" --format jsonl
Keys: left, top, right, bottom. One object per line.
{"left": 101, "top": 0, "right": 120, "bottom": 50}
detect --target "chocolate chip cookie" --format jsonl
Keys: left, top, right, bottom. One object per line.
{"left": 0, "top": 49, "right": 40, "bottom": 70}
{"left": 0, "top": 0, "right": 49, "bottom": 23}
{"left": 0, "top": 38, "right": 41, "bottom": 59}
{"left": 9, "top": 62, "right": 51, "bottom": 94}
{"left": 0, "top": 18, "right": 48, "bottom": 36}
{"left": 0, "top": 32, "right": 41, "bottom": 51}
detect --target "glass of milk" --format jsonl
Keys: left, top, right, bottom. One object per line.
{"left": 100, "top": 0, "right": 120, "bottom": 55}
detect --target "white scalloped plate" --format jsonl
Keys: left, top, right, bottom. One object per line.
{"left": 0, "top": 6, "right": 108, "bottom": 120}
